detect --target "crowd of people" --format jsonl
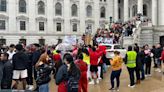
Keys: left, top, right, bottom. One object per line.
{"left": 0, "top": 42, "right": 164, "bottom": 92}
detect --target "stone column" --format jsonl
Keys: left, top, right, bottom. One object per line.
{"left": 152, "top": 0, "right": 157, "bottom": 25}
{"left": 137, "top": 0, "right": 143, "bottom": 14}
{"left": 124, "top": 0, "right": 129, "bottom": 22}
{"left": 114, "top": 0, "right": 119, "bottom": 22}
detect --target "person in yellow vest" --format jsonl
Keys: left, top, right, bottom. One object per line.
{"left": 109, "top": 51, "right": 123, "bottom": 91}
{"left": 124, "top": 46, "right": 137, "bottom": 88}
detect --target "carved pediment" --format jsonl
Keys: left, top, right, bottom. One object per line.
{"left": 16, "top": 15, "right": 29, "bottom": 20}
{"left": 70, "top": 18, "right": 80, "bottom": 23}
{"left": 36, "top": 16, "right": 47, "bottom": 21}
{"left": 85, "top": 19, "right": 94, "bottom": 23}
{"left": 53, "top": 17, "right": 64, "bottom": 22}
{"left": 0, "top": 14, "right": 9, "bottom": 19}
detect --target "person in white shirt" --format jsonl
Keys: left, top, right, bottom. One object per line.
{"left": 7, "top": 44, "right": 16, "bottom": 62}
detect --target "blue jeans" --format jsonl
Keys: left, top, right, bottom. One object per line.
{"left": 141, "top": 64, "right": 145, "bottom": 79}
{"left": 110, "top": 69, "right": 122, "bottom": 88}
{"left": 39, "top": 83, "right": 49, "bottom": 92}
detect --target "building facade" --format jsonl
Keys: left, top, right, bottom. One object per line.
{"left": 0, "top": 0, "right": 163, "bottom": 46}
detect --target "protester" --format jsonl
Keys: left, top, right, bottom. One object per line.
{"left": 75, "top": 53, "right": 88, "bottom": 92}
{"left": 25, "top": 45, "right": 34, "bottom": 90}
{"left": 144, "top": 45, "right": 153, "bottom": 76}
{"left": 160, "top": 46, "right": 164, "bottom": 74}
{"left": 12, "top": 44, "right": 29, "bottom": 90}
{"left": 55, "top": 56, "right": 68, "bottom": 92}
{"left": 35, "top": 53, "right": 53, "bottom": 92}
{"left": 135, "top": 47, "right": 143, "bottom": 84}
{"left": 7, "top": 44, "right": 15, "bottom": 62}
{"left": 89, "top": 46, "right": 104, "bottom": 84}
{"left": 82, "top": 48, "right": 91, "bottom": 80}
{"left": 138, "top": 47, "right": 145, "bottom": 80}
{"left": 0, "top": 52, "right": 4, "bottom": 89}
{"left": 32, "top": 43, "right": 41, "bottom": 91}
{"left": 64, "top": 53, "right": 81, "bottom": 92}
{"left": 154, "top": 44, "right": 163, "bottom": 72}
{"left": 151, "top": 45, "right": 156, "bottom": 68}
{"left": 109, "top": 51, "right": 123, "bottom": 91}
{"left": 1, "top": 53, "right": 13, "bottom": 89}
{"left": 125, "top": 46, "right": 137, "bottom": 88}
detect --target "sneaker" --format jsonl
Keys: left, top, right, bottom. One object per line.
{"left": 115, "top": 87, "right": 120, "bottom": 91}
{"left": 28, "top": 85, "right": 34, "bottom": 90}
{"left": 98, "top": 78, "right": 102, "bottom": 80}
{"left": 89, "top": 80, "right": 94, "bottom": 85}
{"left": 128, "top": 84, "right": 135, "bottom": 88}
{"left": 109, "top": 88, "right": 115, "bottom": 90}
{"left": 148, "top": 74, "right": 152, "bottom": 77}
{"left": 96, "top": 79, "right": 99, "bottom": 84}
{"left": 145, "top": 75, "right": 148, "bottom": 77}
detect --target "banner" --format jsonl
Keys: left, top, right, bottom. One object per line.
{"left": 64, "top": 35, "right": 77, "bottom": 45}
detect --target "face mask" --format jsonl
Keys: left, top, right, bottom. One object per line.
{"left": 67, "top": 64, "right": 70, "bottom": 70}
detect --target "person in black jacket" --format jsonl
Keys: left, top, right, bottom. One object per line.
{"left": 63, "top": 53, "right": 81, "bottom": 92}
{"left": 12, "top": 44, "right": 29, "bottom": 90}
{"left": 154, "top": 44, "right": 163, "bottom": 72}
{"left": 1, "top": 53, "right": 13, "bottom": 89}
{"left": 0, "top": 52, "right": 4, "bottom": 89}
{"left": 135, "top": 47, "right": 145, "bottom": 84}
{"left": 35, "top": 53, "right": 53, "bottom": 92}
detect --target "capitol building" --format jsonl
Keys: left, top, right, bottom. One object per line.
{"left": 0, "top": 0, "right": 163, "bottom": 46}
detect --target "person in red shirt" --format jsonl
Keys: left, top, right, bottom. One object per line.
{"left": 75, "top": 53, "right": 88, "bottom": 92}
{"left": 160, "top": 47, "right": 164, "bottom": 74}
{"left": 89, "top": 46, "right": 104, "bottom": 84}
{"left": 96, "top": 45, "right": 106, "bottom": 80}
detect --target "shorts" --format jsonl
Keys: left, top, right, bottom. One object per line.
{"left": 13, "top": 69, "right": 28, "bottom": 79}
{"left": 90, "top": 65, "right": 98, "bottom": 72}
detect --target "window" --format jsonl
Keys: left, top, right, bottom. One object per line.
{"left": 56, "top": 23, "right": 61, "bottom": 32}
{"left": 55, "top": 3, "right": 62, "bottom": 16}
{"left": 71, "top": 4, "right": 78, "bottom": 17}
{"left": 118, "top": 8, "right": 121, "bottom": 19}
{"left": 0, "top": 0, "right": 6, "bottom": 12}
{"left": 143, "top": 4, "right": 147, "bottom": 16}
{"left": 39, "top": 22, "right": 44, "bottom": 31}
{"left": 118, "top": 0, "right": 121, "bottom": 4}
{"left": 132, "top": 5, "right": 137, "bottom": 16}
{"left": 39, "top": 39, "right": 45, "bottom": 46}
{"left": 20, "top": 21, "right": 26, "bottom": 30}
{"left": 19, "top": 0, "right": 26, "bottom": 13}
{"left": 100, "top": 7, "right": 105, "bottom": 18}
{"left": 72, "top": 23, "right": 77, "bottom": 32}
{"left": 19, "top": 39, "right": 26, "bottom": 45}
{"left": 114, "top": 45, "right": 121, "bottom": 49}
{"left": 0, "top": 20, "right": 5, "bottom": 30}
{"left": 0, "top": 39, "right": 6, "bottom": 46}
{"left": 86, "top": 5, "right": 92, "bottom": 17}
{"left": 38, "top": 1, "right": 45, "bottom": 15}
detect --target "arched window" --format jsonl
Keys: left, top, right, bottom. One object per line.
{"left": 0, "top": 0, "right": 6, "bottom": 11}
{"left": 71, "top": 4, "right": 78, "bottom": 17}
{"left": 38, "top": 1, "right": 45, "bottom": 14}
{"left": 100, "top": 6, "right": 106, "bottom": 18}
{"left": 132, "top": 5, "right": 137, "bottom": 16}
{"left": 143, "top": 4, "right": 147, "bottom": 16}
{"left": 19, "top": 0, "right": 26, "bottom": 13}
{"left": 86, "top": 5, "right": 92, "bottom": 17}
{"left": 55, "top": 2, "right": 62, "bottom": 16}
